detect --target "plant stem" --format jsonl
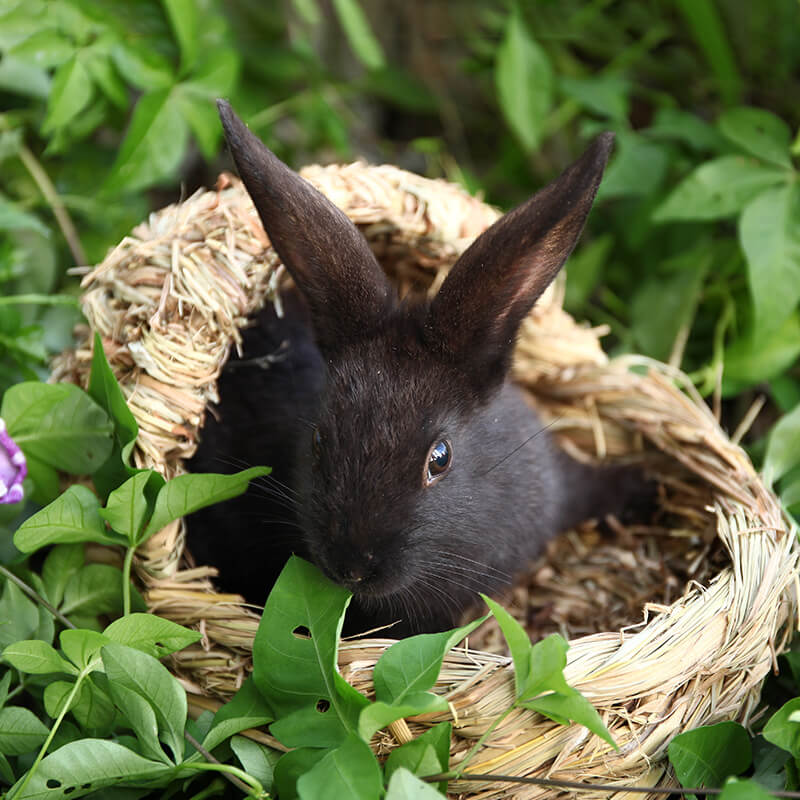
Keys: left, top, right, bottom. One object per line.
{"left": 0, "top": 294, "right": 79, "bottom": 307}
{"left": 9, "top": 664, "right": 94, "bottom": 799}
{"left": 451, "top": 704, "right": 515, "bottom": 780}
{"left": 180, "top": 762, "right": 265, "bottom": 798}
{"left": 17, "top": 144, "right": 88, "bottom": 267}
{"left": 122, "top": 546, "right": 135, "bottom": 617}
{"left": 0, "top": 565, "right": 75, "bottom": 629}
{"left": 183, "top": 731, "right": 255, "bottom": 796}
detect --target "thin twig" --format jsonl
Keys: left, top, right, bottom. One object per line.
{"left": 0, "top": 565, "right": 75, "bottom": 629}
{"left": 17, "top": 143, "right": 88, "bottom": 266}
{"left": 731, "top": 394, "right": 766, "bottom": 446}
{"left": 424, "top": 771, "right": 800, "bottom": 797}
{"left": 183, "top": 730, "right": 254, "bottom": 796}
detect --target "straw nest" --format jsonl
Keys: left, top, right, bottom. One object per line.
{"left": 53, "top": 162, "right": 799, "bottom": 798}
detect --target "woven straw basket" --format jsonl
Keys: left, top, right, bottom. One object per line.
{"left": 52, "top": 163, "right": 799, "bottom": 798}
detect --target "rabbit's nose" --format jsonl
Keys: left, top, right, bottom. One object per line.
{"left": 341, "top": 555, "right": 375, "bottom": 585}
{"left": 344, "top": 567, "right": 364, "bottom": 583}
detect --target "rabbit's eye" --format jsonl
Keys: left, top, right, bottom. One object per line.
{"left": 425, "top": 439, "right": 452, "bottom": 486}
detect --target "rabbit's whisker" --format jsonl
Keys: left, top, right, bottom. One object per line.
{"left": 480, "top": 416, "right": 563, "bottom": 477}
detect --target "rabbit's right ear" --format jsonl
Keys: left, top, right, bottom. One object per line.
{"left": 217, "top": 100, "right": 394, "bottom": 354}
{"left": 426, "top": 134, "right": 613, "bottom": 387}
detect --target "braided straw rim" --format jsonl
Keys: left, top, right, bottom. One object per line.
{"left": 52, "top": 163, "right": 799, "bottom": 799}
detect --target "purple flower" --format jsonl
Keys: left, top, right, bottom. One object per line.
{"left": 0, "top": 418, "right": 26, "bottom": 504}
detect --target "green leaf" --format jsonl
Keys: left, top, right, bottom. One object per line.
{"left": 273, "top": 748, "right": 327, "bottom": 800}
{"left": 10, "top": 739, "right": 173, "bottom": 799}
{"left": 107, "top": 680, "right": 170, "bottom": 764}
{"left": 0, "top": 706, "right": 49, "bottom": 755}
{"left": 0, "top": 751, "right": 13, "bottom": 784}
{"left": 252, "top": 557, "right": 368, "bottom": 748}
{"left": 42, "top": 54, "right": 94, "bottom": 133}
{"left": 0, "top": 56, "right": 50, "bottom": 100}
{"left": 41, "top": 544, "right": 84, "bottom": 607}
{"left": 182, "top": 48, "right": 239, "bottom": 96}
{"left": 719, "top": 107, "right": 793, "bottom": 168}
{"left": 521, "top": 634, "right": 573, "bottom": 698}
{"left": 60, "top": 564, "right": 126, "bottom": 617}
{"left": 8, "top": 29, "right": 75, "bottom": 70}
{"left": 271, "top": 702, "right": 359, "bottom": 749}
{"left": 2, "top": 382, "right": 114, "bottom": 474}
{"left": 385, "top": 767, "right": 446, "bottom": 799}
{"left": 647, "top": 108, "right": 728, "bottom": 152}
{"left": 673, "top": 0, "right": 742, "bottom": 106}
{"left": 597, "top": 131, "right": 669, "bottom": 200}
{"left": 481, "top": 595, "right": 538, "bottom": 698}
{"left": 88, "top": 333, "right": 138, "bottom": 463}
{"left": 764, "top": 404, "right": 800, "bottom": 485}
{"left": 668, "top": 721, "right": 752, "bottom": 789}
{"left": 373, "top": 617, "right": 487, "bottom": 705}
{"left": 44, "top": 680, "right": 78, "bottom": 719}
{"left": 0, "top": 671, "right": 11, "bottom": 710}
{"left": 142, "top": 467, "right": 269, "bottom": 541}
{"left": 763, "top": 697, "right": 800, "bottom": 757}
{"left": 101, "top": 643, "right": 187, "bottom": 763}
{"left": 99, "top": 471, "right": 153, "bottom": 545}
{"left": 162, "top": 0, "right": 199, "bottom": 74}
{"left": 522, "top": 688, "right": 614, "bottom": 748}
{"left": 104, "top": 88, "right": 189, "bottom": 193}
{"left": 358, "top": 697, "right": 448, "bottom": 743}
{"left": 740, "top": 184, "right": 800, "bottom": 339}
{"left": 203, "top": 677, "right": 273, "bottom": 751}
{"left": 67, "top": 678, "right": 117, "bottom": 734}
{"left": 231, "top": 736, "right": 278, "bottom": 791}
{"left": 2, "top": 639, "right": 76, "bottom": 675}
{"left": 751, "top": 735, "right": 790, "bottom": 793}
{"left": 103, "top": 613, "right": 201, "bottom": 659}
{"left": 0, "top": 581, "right": 41, "bottom": 649}
{"left": 630, "top": 255, "right": 710, "bottom": 361}
{"left": 111, "top": 43, "right": 174, "bottom": 91}
{"left": 176, "top": 89, "right": 220, "bottom": 160}
{"left": 359, "top": 617, "right": 486, "bottom": 739}
{"left": 559, "top": 74, "right": 629, "bottom": 121}
{"left": 331, "top": 0, "right": 385, "bottom": 70}
{"left": 0, "top": 194, "right": 50, "bottom": 236}
{"left": 723, "top": 314, "right": 800, "bottom": 390}
{"left": 60, "top": 629, "right": 110, "bottom": 670}
{"left": 384, "top": 723, "right": 451, "bottom": 792}
{"left": 14, "top": 486, "right": 120, "bottom": 552}
{"left": 85, "top": 52, "right": 127, "bottom": 109}
{"left": 653, "top": 156, "right": 788, "bottom": 222}
{"left": 564, "top": 234, "right": 614, "bottom": 313}
{"left": 719, "top": 778, "right": 777, "bottom": 800}
{"left": 296, "top": 733, "right": 383, "bottom": 800}
{"left": 495, "top": 6, "right": 552, "bottom": 153}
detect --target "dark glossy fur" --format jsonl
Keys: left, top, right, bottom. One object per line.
{"left": 189, "top": 101, "right": 643, "bottom": 635}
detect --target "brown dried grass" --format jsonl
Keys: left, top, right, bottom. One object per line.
{"left": 52, "top": 162, "right": 799, "bottom": 798}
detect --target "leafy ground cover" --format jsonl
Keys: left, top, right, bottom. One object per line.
{"left": 2, "top": 0, "right": 800, "bottom": 796}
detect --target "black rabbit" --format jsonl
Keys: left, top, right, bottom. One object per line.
{"left": 189, "top": 101, "right": 644, "bottom": 636}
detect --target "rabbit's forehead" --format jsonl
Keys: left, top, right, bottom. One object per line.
{"left": 321, "top": 342, "right": 467, "bottom": 439}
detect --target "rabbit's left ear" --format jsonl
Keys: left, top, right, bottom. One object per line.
{"left": 425, "top": 133, "right": 613, "bottom": 385}
{"left": 217, "top": 100, "right": 394, "bottom": 355}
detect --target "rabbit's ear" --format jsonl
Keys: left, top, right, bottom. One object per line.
{"left": 426, "top": 133, "right": 613, "bottom": 385}
{"left": 217, "top": 100, "right": 394, "bottom": 353}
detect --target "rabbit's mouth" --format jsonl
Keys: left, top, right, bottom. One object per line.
{"left": 315, "top": 556, "right": 408, "bottom": 600}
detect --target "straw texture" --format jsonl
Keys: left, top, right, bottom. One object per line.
{"left": 52, "top": 162, "right": 799, "bottom": 798}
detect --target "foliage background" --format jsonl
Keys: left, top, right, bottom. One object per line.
{"left": 3, "top": 0, "right": 800, "bottom": 476}
{"left": 2, "top": 0, "right": 800, "bottom": 795}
